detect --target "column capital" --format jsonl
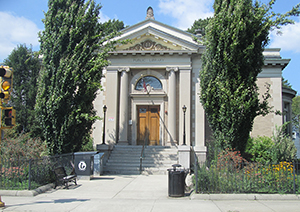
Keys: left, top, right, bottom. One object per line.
{"left": 118, "top": 67, "right": 130, "bottom": 72}
{"left": 179, "top": 67, "right": 192, "bottom": 72}
{"left": 166, "top": 67, "right": 179, "bottom": 72}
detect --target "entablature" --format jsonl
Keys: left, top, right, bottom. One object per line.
{"left": 109, "top": 50, "right": 201, "bottom": 56}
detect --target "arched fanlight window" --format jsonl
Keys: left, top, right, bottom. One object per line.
{"left": 135, "top": 76, "right": 162, "bottom": 90}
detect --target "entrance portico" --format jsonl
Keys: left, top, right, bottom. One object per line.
{"left": 93, "top": 9, "right": 208, "bottom": 164}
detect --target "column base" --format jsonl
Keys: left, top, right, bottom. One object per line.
{"left": 178, "top": 145, "right": 191, "bottom": 170}
{"left": 193, "top": 146, "right": 207, "bottom": 163}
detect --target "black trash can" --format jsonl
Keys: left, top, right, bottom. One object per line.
{"left": 74, "top": 152, "right": 97, "bottom": 179}
{"left": 168, "top": 164, "right": 186, "bottom": 197}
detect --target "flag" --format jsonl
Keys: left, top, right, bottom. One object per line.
{"left": 142, "top": 77, "right": 147, "bottom": 92}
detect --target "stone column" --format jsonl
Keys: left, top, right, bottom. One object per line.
{"left": 179, "top": 68, "right": 191, "bottom": 146}
{"left": 194, "top": 76, "right": 207, "bottom": 163}
{"left": 166, "top": 67, "right": 178, "bottom": 144}
{"left": 97, "top": 68, "right": 119, "bottom": 145}
{"left": 118, "top": 67, "right": 130, "bottom": 144}
{"left": 178, "top": 67, "right": 191, "bottom": 169}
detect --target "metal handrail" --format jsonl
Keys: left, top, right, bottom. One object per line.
{"left": 139, "top": 136, "right": 148, "bottom": 174}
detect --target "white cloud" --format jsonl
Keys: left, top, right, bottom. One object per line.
{"left": 158, "top": 0, "right": 214, "bottom": 30}
{"left": 270, "top": 19, "right": 300, "bottom": 53}
{"left": 99, "top": 11, "right": 111, "bottom": 23}
{"left": 0, "top": 12, "right": 40, "bottom": 61}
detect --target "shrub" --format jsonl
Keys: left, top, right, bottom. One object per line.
{"left": 246, "top": 124, "right": 296, "bottom": 164}
{"left": 216, "top": 148, "right": 247, "bottom": 171}
{"left": 1, "top": 167, "right": 25, "bottom": 179}
{"left": 270, "top": 125, "right": 297, "bottom": 163}
{"left": 246, "top": 136, "right": 273, "bottom": 163}
{"left": 0, "top": 133, "right": 48, "bottom": 160}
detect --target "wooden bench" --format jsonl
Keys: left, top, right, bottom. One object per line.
{"left": 53, "top": 166, "right": 77, "bottom": 189}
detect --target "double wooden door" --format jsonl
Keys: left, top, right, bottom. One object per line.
{"left": 137, "top": 105, "right": 160, "bottom": 145}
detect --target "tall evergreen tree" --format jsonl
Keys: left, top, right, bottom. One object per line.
{"left": 187, "top": 17, "right": 211, "bottom": 37}
{"left": 200, "top": 0, "right": 300, "bottom": 153}
{"left": 4, "top": 44, "right": 40, "bottom": 134}
{"left": 292, "top": 96, "right": 300, "bottom": 133}
{"left": 36, "top": 0, "right": 117, "bottom": 154}
{"left": 99, "top": 19, "right": 126, "bottom": 35}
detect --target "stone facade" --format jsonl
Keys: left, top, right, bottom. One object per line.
{"left": 92, "top": 13, "right": 294, "bottom": 164}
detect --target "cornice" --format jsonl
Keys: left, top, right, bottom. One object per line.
{"left": 282, "top": 87, "right": 297, "bottom": 97}
{"left": 109, "top": 50, "right": 201, "bottom": 56}
{"left": 263, "top": 59, "right": 290, "bottom": 69}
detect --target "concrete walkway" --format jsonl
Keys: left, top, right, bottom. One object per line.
{"left": 1, "top": 174, "right": 300, "bottom": 212}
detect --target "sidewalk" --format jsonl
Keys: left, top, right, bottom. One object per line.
{"left": 1, "top": 174, "right": 300, "bottom": 212}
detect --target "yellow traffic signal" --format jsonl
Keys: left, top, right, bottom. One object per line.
{"left": 2, "top": 81, "right": 10, "bottom": 91}
{"left": 0, "top": 66, "right": 13, "bottom": 102}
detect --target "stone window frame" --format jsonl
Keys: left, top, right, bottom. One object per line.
{"left": 135, "top": 75, "right": 163, "bottom": 91}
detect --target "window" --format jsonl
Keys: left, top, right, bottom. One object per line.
{"left": 135, "top": 76, "right": 162, "bottom": 90}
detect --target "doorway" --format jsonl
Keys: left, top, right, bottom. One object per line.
{"left": 137, "top": 105, "right": 160, "bottom": 145}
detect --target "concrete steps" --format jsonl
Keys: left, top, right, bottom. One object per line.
{"left": 104, "top": 145, "right": 178, "bottom": 175}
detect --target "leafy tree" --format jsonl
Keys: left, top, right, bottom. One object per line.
{"left": 99, "top": 19, "right": 126, "bottom": 35}
{"left": 36, "top": 0, "right": 118, "bottom": 154}
{"left": 200, "top": 0, "right": 300, "bottom": 153}
{"left": 292, "top": 95, "right": 300, "bottom": 133}
{"left": 187, "top": 17, "right": 211, "bottom": 37}
{"left": 282, "top": 77, "right": 293, "bottom": 89}
{"left": 4, "top": 44, "right": 40, "bottom": 134}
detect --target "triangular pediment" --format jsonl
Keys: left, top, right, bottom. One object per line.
{"left": 116, "top": 34, "right": 183, "bottom": 51}
{"left": 113, "top": 19, "right": 203, "bottom": 52}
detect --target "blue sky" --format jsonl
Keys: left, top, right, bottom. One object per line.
{"left": 0, "top": 0, "right": 299, "bottom": 93}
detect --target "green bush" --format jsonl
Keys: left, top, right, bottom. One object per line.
{"left": 246, "top": 124, "right": 296, "bottom": 164}
{"left": 0, "top": 133, "right": 48, "bottom": 160}
{"left": 246, "top": 136, "right": 273, "bottom": 163}
{"left": 270, "top": 125, "right": 297, "bottom": 163}
{"left": 0, "top": 133, "right": 51, "bottom": 190}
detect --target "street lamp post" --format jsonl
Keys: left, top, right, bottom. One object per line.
{"left": 182, "top": 105, "right": 187, "bottom": 145}
{"left": 102, "top": 105, "right": 107, "bottom": 145}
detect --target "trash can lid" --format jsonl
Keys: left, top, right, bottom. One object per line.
{"left": 171, "top": 164, "right": 182, "bottom": 171}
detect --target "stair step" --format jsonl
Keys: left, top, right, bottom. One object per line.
{"left": 107, "top": 158, "right": 176, "bottom": 163}
{"left": 105, "top": 163, "right": 174, "bottom": 167}
{"left": 104, "top": 167, "right": 170, "bottom": 175}
{"left": 104, "top": 146, "right": 178, "bottom": 175}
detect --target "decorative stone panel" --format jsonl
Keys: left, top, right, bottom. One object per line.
{"left": 125, "top": 40, "right": 170, "bottom": 51}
